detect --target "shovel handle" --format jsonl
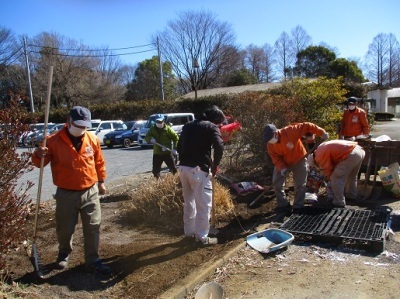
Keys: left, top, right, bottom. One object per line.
{"left": 153, "top": 141, "right": 171, "bottom": 152}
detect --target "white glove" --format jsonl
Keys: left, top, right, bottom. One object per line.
{"left": 280, "top": 168, "right": 287, "bottom": 177}
{"left": 171, "top": 149, "right": 177, "bottom": 155}
{"left": 150, "top": 138, "right": 156, "bottom": 144}
{"left": 322, "top": 132, "right": 329, "bottom": 140}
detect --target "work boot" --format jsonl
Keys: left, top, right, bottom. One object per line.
{"left": 275, "top": 203, "right": 292, "bottom": 215}
{"left": 55, "top": 253, "right": 69, "bottom": 269}
{"left": 85, "top": 260, "right": 112, "bottom": 276}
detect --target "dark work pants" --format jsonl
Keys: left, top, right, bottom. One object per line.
{"left": 152, "top": 154, "right": 177, "bottom": 178}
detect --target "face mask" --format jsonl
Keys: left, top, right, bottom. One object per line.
{"left": 348, "top": 105, "right": 356, "bottom": 110}
{"left": 156, "top": 123, "right": 164, "bottom": 129}
{"left": 269, "top": 137, "right": 278, "bottom": 144}
{"left": 68, "top": 123, "right": 86, "bottom": 137}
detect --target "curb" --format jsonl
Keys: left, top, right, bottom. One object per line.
{"left": 157, "top": 240, "right": 247, "bottom": 299}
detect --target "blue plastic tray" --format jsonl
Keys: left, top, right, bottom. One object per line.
{"left": 246, "top": 228, "right": 294, "bottom": 254}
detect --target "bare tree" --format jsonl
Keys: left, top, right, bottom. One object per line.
{"left": 365, "top": 33, "right": 390, "bottom": 87}
{"left": 262, "top": 43, "right": 276, "bottom": 82}
{"left": 245, "top": 44, "right": 264, "bottom": 83}
{"left": 386, "top": 33, "right": 400, "bottom": 86}
{"left": 155, "top": 10, "right": 237, "bottom": 94}
{"left": 0, "top": 26, "right": 18, "bottom": 66}
{"left": 290, "top": 25, "right": 312, "bottom": 57}
{"left": 274, "top": 31, "right": 294, "bottom": 79}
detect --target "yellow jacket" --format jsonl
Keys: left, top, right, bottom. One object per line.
{"left": 32, "top": 126, "right": 106, "bottom": 190}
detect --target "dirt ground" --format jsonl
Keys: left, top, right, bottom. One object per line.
{"left": 4, "top": 171, "right": 400, "bottom": 299}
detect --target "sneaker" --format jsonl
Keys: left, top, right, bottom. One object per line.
{"left": 196, "top": 237, "right": 218, "bottom": 246}
{"left": 85, "top": 260, "right": 112, "bottom": 276}
{"left": 55, "top": 253, "right": 69, "bottom": 269}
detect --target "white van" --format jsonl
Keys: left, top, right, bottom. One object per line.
{"left": 88, "top": 119, "right": 124, "bottom": 145}
{"left": 137, "top": 113, "right": 195, "bottom": 148}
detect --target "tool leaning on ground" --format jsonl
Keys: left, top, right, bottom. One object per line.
{"left": 28, "top": 65, "right": 54, "bottom": 278}
{"left": 248, "top": 141, "right": 323, "bottom": 208}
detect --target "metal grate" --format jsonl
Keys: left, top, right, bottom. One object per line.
{"left": 280, "top": 207, "right": 391, "bottom": 252}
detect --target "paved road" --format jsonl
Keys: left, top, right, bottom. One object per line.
{"left": 17, "top": 145, "right": 154, "bottom": 202}
{"left": 372, "top": 118, "right": 400, "bottom": 140}
{"left": 17, "top": 118, "right": 400, "bottom": 202}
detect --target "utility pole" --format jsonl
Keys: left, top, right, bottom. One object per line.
{"left": 157, "top": 37, "right": 165, "bottom": 101}
{"left": 192, "top": 58, "right": 199, "bottom": 99}
{"left": 23, "top": 37, "right": 35, "bottom": 112}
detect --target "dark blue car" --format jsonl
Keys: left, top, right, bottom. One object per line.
{"left": 103, "top": 120, "right": 146, "bottom": 148}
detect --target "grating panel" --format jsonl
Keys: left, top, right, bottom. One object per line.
{"left": 280, "top": 207, "right": 391, "bottom": 252}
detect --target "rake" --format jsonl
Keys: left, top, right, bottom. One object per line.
{"left": 29, "top": 65, "right": 53, "bottom": 278}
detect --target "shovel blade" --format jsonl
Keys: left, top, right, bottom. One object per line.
{"left": 357, "top": 183, "right": 374, "bottom": 200}
{"left": 209, "top": 226, "right": 219, "bottom": 236}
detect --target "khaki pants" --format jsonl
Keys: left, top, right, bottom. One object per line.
{"left": 331, "top": 145, "right": 365, "bottom": 206}
{"left": 273, "top": 157, "right": 307, "bottom": 209}
{"left": 54, "top": 184, "right": 101, "bottom": 265}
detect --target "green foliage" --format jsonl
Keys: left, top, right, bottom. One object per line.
{"left": 330, "top": 58, "right": 365, "bottom": 83}
{"left": 125, "top": 56, "right": 177, "bottom": 101}
{"left": 226, "top": 68, "right": 258, "bottom": 86}
{"left": 295, "top": 46, "right": 337, "bottom": 78}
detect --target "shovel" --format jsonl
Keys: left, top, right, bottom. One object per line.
{"left": 358, "top": 146, "right": 375, "bottom": 200}
{"left": 29, "top": 65, "right": 54, "bottom": 278}
{"left": 209, "top": 176, "right": 219, "bottom": 236}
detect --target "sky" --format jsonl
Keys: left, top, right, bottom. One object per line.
{"left": 2, "top": 0, "right": 399, "bottom": 66}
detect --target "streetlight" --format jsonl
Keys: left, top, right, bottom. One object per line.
{"left": 192, "top": 58, "right": 199, "bottom": 99}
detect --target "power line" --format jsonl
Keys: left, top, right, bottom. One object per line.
{"left": 28, "top": 43, "right": 155, "bottom": 52}
{"left": 28, "top": 48, "right": 155, "bottom": 58}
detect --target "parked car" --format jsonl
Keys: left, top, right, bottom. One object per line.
{"left": 220, "top": 116, "right": 242, "bottom": 143}
{"left": 19, "top": 123, "right": 56, "bottom": 147}
{"left": 138, "top": 113, "right": 195, "bottom": 148}
{"left": 88, "top": 120, "right": 124, "bottom": 145}
{"left": 103, "top": 120, "right": 146, "bottom": 148}
{"left": 34, "top": 123, "right": 65, "bottom": 146}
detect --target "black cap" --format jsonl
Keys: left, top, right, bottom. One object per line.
{"left": 347, "top": 97, "right": 357, "bottom": 104}
{"left": 69, "top": 106, "right": 91, "bottom": 127}
{"left": 263, "top": 124, "right": 277, "bottom": 143}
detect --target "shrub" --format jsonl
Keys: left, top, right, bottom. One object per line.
{"left": 0, "top": 96, "right": 34, "bottom": 273}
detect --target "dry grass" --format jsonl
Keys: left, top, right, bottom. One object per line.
{"left": 124, "top": 173, "right": 234, "bottom": 229}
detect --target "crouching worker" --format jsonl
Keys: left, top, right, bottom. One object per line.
{"left": 263, "top": 122, "right": 329, "bottom": 215}
{"left": 31, "top": 106, "right": 111, "bottom": 276}
{"left": 177, "top": 106, "right": 225, "bottom": 246}
{"left": 307, "top": 140, "right": 365, "bottom": 207}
